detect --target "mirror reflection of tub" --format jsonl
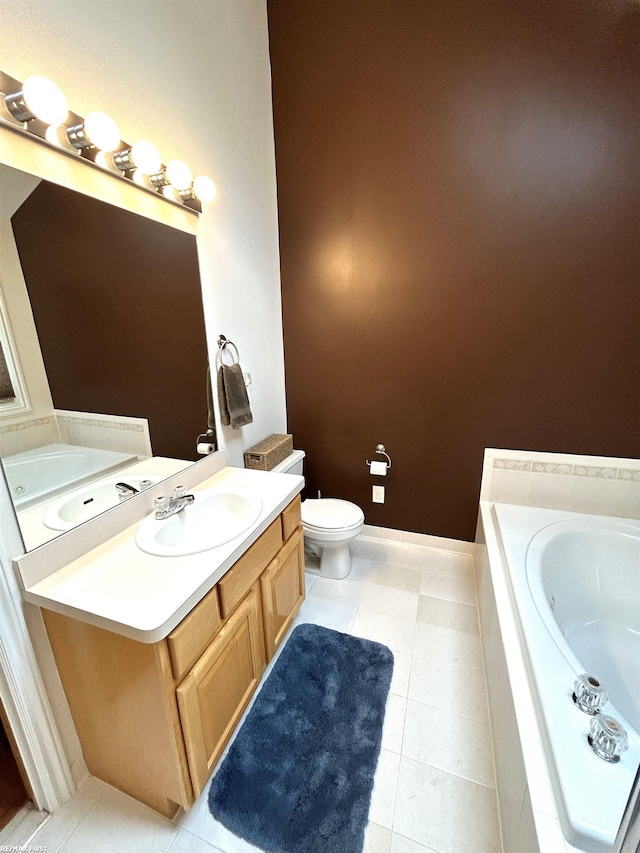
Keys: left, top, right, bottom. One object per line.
{"left": 4, "top": 443, "right": 139, "bottom": 510}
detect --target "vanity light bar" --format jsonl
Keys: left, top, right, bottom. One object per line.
{"left": 0, "top": 70, "right": 217, "bottom": 214}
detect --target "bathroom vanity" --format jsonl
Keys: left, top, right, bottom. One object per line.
{"left": 22, "top": 466, "right": 305, "bottom": 818}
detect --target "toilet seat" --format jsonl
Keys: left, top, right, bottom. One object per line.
{"left": 301, "top": 498, "right": 364, "bottom": 531}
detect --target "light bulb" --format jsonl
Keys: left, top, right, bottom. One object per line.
{"left": 161, "top": 185, "right": 181, "bottom": 202}
{"left": 83, "top": 111, "right": 120, "bottom": 151}
{"left": 131, "top": 169, "right": 153, "bottom": 188}
{"left": 94, "top": 151, "right": 113, "bottom": 169}
{"left": 66, "top": 110, "right": 120, "bottom": 152}
{"left": 5, "top": 75, "right": 68, "bottom": 125}
{"left": 193, "top": 175, "right": 217, "bottom": 203}
{"left": 166, "top": 159, "right": 192, "bottom": 191}
{"left": 130, "top": 141, "right": 161, "bottom": 175}
{"left": 113, "top": 140, "right": 161, "bottom": 175}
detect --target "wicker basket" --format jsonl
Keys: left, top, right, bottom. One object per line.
{"left": 244, "top": 434, "right": 293, "bottom": 471}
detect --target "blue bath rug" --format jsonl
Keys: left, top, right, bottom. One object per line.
{"left": 208, "top": 623, "right": 394, "bottom": 853}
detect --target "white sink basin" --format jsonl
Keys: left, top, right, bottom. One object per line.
{"left": 43, "top": 475, "right": 163, "bottom": 531}
{"left": 135, "top": 487, "right": 263, "bottom": 557}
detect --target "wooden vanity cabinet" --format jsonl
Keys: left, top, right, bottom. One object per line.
{"left": 42, "top": 495, "right": 304, "bottom": 818}
{"left": 42, "top": 609, "right": 194, "bottom": 818}
{"left": 261, "top": 526, "right": 305, "bottom": 659}
{"left": 177, "top": 583, "right": 265, "bottom": 795}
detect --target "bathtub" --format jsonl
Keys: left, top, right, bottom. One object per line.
{"left": 2, "top": 443, "right": 138, "bottom": 508}
{"left": 493, "top": 504, "right": 640, "bottom": 852}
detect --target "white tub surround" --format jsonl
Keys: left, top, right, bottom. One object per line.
{"left": 477, "top": 502, "right": 640, "bottom": 853}
{"left": 23, "top": 466, "right": 304, "bottom": 643}
{"left": 480, "top": 448, "right": 640, "bottom": 519}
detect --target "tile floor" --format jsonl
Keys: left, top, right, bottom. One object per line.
{"left": 15, "top": 536, "right": 501, "bottom": 853}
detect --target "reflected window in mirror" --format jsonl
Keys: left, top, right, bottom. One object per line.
{"left": 0, "top": 292, "right": 29, "bottom": 416}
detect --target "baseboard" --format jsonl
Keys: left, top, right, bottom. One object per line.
{"left": 362, "top": 524, "right": 474, "bottom": 554}
{"left": 69, "top": 755, "right": 89, "bottom": 789}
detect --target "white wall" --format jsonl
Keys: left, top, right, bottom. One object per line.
{"left": 0, "top": 0, "right": 286, "bottom": 788}
{"left": 0, "top": 0, "right": 288, "bottom": 466}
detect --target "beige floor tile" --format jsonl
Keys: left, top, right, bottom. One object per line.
{"left": 422, "top": 549, "right": 474, "bottom": 579}
{"left": 351, "top": 555, "right": 374, "bottom": 580}
{"left": 60, "top": 785, "right": 177, "bottom": 853}
{"left": 381, "top": 694, "right": 407, "bottom": 754}
{"left": 408, "top": 657, "right": 489, "bottom": 723}
{"left": 402, "top": 701, "right": 495, "bottom": 788}
{"left": 376, "top": 541, "right": 426, "bottom": 571}
{"left": 419, "top": 571, "right": 476, "bottom": 605}
{"left": 393, "top": 757, "right": 501, "bottom": 853}
{"left": 369, "top": 749, "right": 401, "bottom": 830}
{"left": 168, "top": 829, "right": 224, "bottom": 852}
{"left": 369, "top": 563, "right": 421, "bottom": 592}
{"left": 364, "top": 821, "right": 393, "bottom": 852}
{"left": 351, "top": 609, "right": 416, "bottom": 655}
{"left": 360, "top": 585, "right": 419, "bottom": 621}
{"left": 417, "top": 595, "right": 479, "bottom": 635}
{"left": 389, "top": 652, "right": 412, "bottom": 697}
{"left": 293, "top": 597, "right": 357, "bottom": 633}
{"left": 308, "top": 575, "right": 365, "bottom": 607}
{"left": 30, "top": 777, "right": 108, "bottom": 853}
{"left": 390, "top": 832, "right": 439, "bottom": 852}
{"left": 412, "top": 621, "right": 484, "bottom": 672}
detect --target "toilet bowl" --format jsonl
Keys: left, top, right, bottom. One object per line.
{"left": 301, "top": 498, "right": 364, "bottom": 579}
{"left": 270, "top": 450, "right": 364, "bottom": 579}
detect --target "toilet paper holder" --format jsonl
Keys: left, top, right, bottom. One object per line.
{"left": 196, "top": 428, "right": 216, "bottom": 456}
{"left": 366, "top": 444, "right": 392, "bottom": 470}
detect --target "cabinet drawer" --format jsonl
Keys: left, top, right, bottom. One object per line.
{"left": 217, "top": 518, "right": 283, "bottom": 619}
{"left": 167, "top": 586, "right": 222, "bottom": 682}
{"left": 281, "top": 495, "right": 301, "bottom": 542}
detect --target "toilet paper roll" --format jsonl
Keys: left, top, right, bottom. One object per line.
{"left": 197, "top": 442, "right": 215, "bottom": 455}
{"left": 369, "top": 460, "right": 387, "bottom": 476}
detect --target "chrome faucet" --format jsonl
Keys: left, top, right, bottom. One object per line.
{"left": 154, "top": 485, "right": 195, "bottom": 520}
{"left": 116, "top": 481, "right": 139, "bottom": 501}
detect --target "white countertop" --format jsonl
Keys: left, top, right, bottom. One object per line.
{"left": 23, "top": 466, "right": 304, "bottom": 644}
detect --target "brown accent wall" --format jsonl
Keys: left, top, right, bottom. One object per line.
{"left": 269, "top": 0, "right": 640, "bottom": 541}
{"left": 11, "top": 181, "right": 209, "bottom": 461}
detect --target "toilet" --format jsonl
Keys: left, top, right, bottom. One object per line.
{"left": 271, "top": 450, "right": 364, "bottom": 579}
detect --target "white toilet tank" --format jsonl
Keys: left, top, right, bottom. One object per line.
{"left": 270, "top": 449, "right": 305, "bottom": 476}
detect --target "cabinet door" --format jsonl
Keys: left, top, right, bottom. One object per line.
{"left": 260, "top": 526, "right": 305, "bottom": 661}
{"left": 176, "top": 585, "right": 266, "bottom": 796}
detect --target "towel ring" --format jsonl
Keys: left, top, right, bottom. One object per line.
{"left": 366, "top": 444, "right": 392, "bottom": 469}
{"left": 216, "top": 334, "right": 240, "bottom": 369}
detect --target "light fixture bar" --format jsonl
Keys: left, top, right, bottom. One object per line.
{"left": 5, "top": 91, "right": 35, "bottom": 122}
{"left": 0, "top": 70, "right": 215, "bottom": 214}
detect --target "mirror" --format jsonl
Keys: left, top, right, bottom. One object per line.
{"left": 0, "top": 163, "right": 215, "bottom": 550}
